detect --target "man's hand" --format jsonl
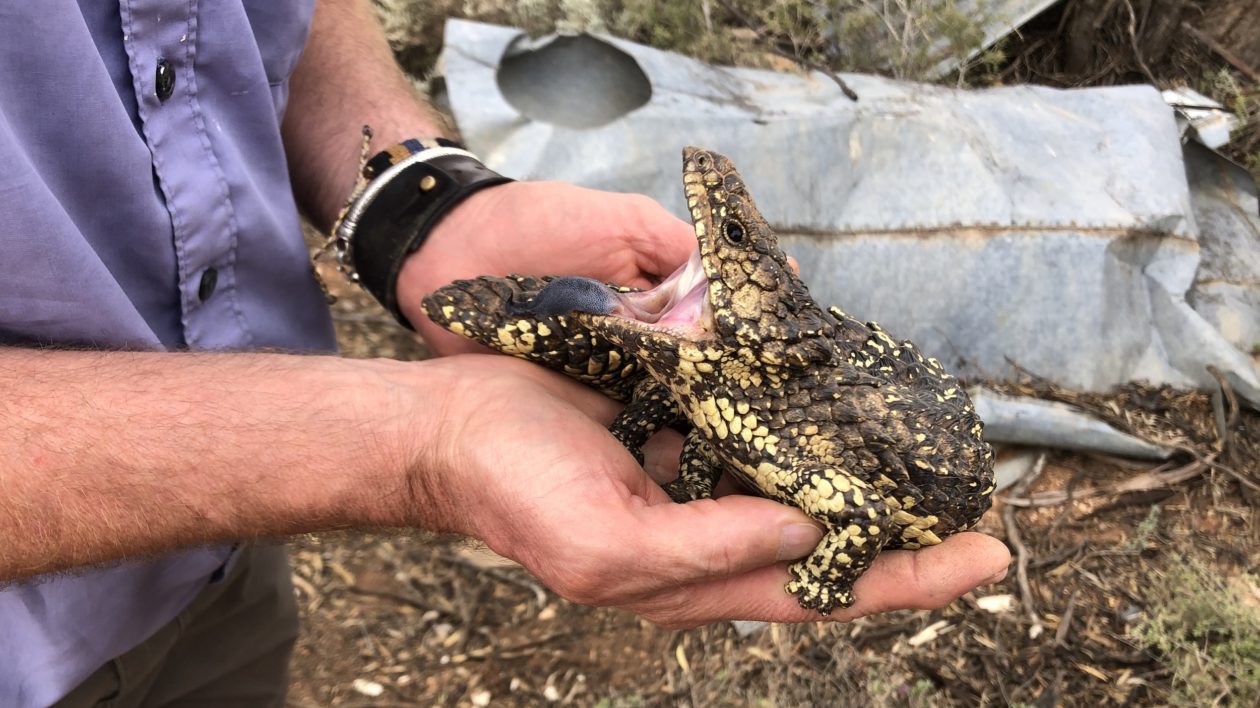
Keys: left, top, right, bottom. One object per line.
{"left": 396, "top": 182, "right": 696, "bottom": 355}
{"left": 403, "top": 355, "right": 1011, "bottom": 628}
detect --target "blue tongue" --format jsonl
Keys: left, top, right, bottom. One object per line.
{"left": 509, "top": 276, "right": 616, "bottom": 317}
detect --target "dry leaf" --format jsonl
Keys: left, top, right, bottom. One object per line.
{"left": 675, "top": 644, "right": 691, "bottom": 673}
{"left": 908, "top": 620, "right": 951, "bottom": 647}
{"left": 975, "top": 594, "right": 1016, "bottom": 613}
{"left": 352, "top": 678, "right": 384, "bottom": 697}
{"left": 1075, "top": 663, "right": 1110, "bottom": 682}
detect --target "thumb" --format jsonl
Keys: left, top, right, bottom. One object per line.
{"left": 632, "top": 494, "right": 824, "bottom": 585}
{"left": 628, "top": 203, "right": 698, "bottom": 279}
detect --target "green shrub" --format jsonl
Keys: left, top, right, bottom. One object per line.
{"left": 1138, "top": 555, "right": 1260, "bottom": 705}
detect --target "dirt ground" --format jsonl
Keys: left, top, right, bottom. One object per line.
{"left": 287, "top": 2, "right": 1260, "bottom": 705}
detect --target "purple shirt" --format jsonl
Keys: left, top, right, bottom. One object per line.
{"left": 0, "top": 1, "right": 335, "bottom": 704}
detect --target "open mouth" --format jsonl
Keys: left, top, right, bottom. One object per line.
{"left": 607, "top": 249, "right": 713, "bottom": 336}
{"left": 513, "top": 249, "right": 714, "bottom": 337}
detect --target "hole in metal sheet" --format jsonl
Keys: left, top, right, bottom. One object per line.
{"left": 497, "top": 34, "right": 652, "bottom": 129}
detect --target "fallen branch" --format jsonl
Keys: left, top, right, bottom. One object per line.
{"left": 1179, "top": 446, "right": 1260, "bottom": 494}
{"left": 1001, "top": 457, "right": 1209, "bottom": 508}
{"left": 1182, "top": 22, "right": 1260, "bottom": 84}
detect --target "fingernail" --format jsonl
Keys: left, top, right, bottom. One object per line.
{"left": 983, "top": 567, "right": 1009, "bottom": 585}
{"left": 777, "top": 523, "right": 823, "bottom": 561}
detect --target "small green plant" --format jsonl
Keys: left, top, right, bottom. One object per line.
{"left": 1197, "top": 67, "right": 1260, "bottom": 183}
{"left": 1137, "top": 554, "right": 1260, "bottom": 705}
{"left": 614, "top": 0, "right": 999, "bottom": 81}
{"left": 1128, "top": 505, "right": 1163, "bottom": 551}
{"left": 613, "top": 0, "right": 742, "bottom": 65}
{"left": 907, "top": 677, "right": 939, "bottom": 707}
{"left": 814, "top": 0, "right": 998, "bottom": 80}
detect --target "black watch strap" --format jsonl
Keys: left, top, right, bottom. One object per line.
{"left": 348, "top": 153, "right": 513, "bottom": 327}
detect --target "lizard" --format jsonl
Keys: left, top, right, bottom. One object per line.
{"left": 423, "top": 148, "right": 996, "bottom": 613}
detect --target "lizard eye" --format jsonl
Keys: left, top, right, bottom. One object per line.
{"left": 724, "top": 219, "right": 746, "bottom": 244}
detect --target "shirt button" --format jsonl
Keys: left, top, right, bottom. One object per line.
{"left": 155, "top": 58, "right": 176, "bottom": 101}
{"left": 198, "top": 268, "right": 218, "bottom": 302}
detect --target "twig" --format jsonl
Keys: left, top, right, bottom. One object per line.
{"left": 1182, "top": 22, "right": 1260, "bottom": 84}
{"left": 1031, "top": 540, "right": 1088, "bottom": 571}
{"left": 713, "top": 0, "right": 859, "bottom": 101}
{"left": 1084, "top": 452, "right": 1163, "bottom": 471}
{"left": 768, "top": 47, "right": 861, "bottom": 101}
{"left": 440, "top": 552, "right": 550, "bottom": 606}
{"left": 1120, "top": 0, "right": 1156, "bottom": 84}
{"left": 1207, "top": 365, "right": 1240, "bottom": 456}
{"left": 1002, "top": 452, "right": 1047, "bottom": 639}
{"left": 466, "top": 631, "right": 572, "bottom": 660}
{"left": 1174, "top": 445, "right": 1260, "bottom": 493}
{"left": 1055, "top": 590, "right": 1080, "bottom": 647}
{"left": 346, "top": 583, "right": 450, "bottom": 616}
{"left": 1003, "top": 357, "right": 1059, "bottom": 388}
{"left": 1000, "top": 458, "right": 1196, "bottom": 508}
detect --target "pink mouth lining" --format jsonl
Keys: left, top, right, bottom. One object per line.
{"left": 608, "top": 249, "right": 713, "bottom": 334}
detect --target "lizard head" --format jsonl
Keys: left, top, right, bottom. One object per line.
{"left": 676, "top": 146, "right": 833, "bottom": 364}
{"left": 514, "top": 147, "right": 833, "bottom": 367}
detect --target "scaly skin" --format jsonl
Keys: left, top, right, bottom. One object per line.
{"left": 422, "top": 274, "right": 643, "bottom": 402}
{"left": 422, "top": 275, "right": 681, "bottom": 463}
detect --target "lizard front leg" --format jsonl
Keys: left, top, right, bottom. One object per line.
{"left": 608, "top": 379, "right": 680, "bottom": 465}
{"left": 662, "top": 429, "right": 723, "bottom": 503}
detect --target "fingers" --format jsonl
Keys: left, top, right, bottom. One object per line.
{"left": 833, "top": 532, "right": 1010, "bottom": 618}
{"left": 622, "top": 194, "right": 698, "bottom": 279}
{"left": 640, "top": 428, "right": 684, "bottom": 485}
{"left": 625, "top": 532, "right": 1010, "bottom": 629}
{"left": 517, "top": 493, "right": 818, "bottom": 611}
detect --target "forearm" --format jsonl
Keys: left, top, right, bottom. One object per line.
{"left": 0, "top": 347, "right": 439, "bottom": 581}
{"left": 282, "top": 0, "right": 451, "bottom": 230}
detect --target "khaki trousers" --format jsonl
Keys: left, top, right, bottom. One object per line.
{"left": 54, "top": 544, "right": 298, "bottom": 708}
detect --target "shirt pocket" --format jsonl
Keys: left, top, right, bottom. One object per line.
{"left": 242, "top": 0, "right": 317, "bottom": 87}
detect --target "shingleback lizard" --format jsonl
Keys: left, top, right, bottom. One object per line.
{"left": 423, "top": 148, "right": 996, "bottom": 614}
